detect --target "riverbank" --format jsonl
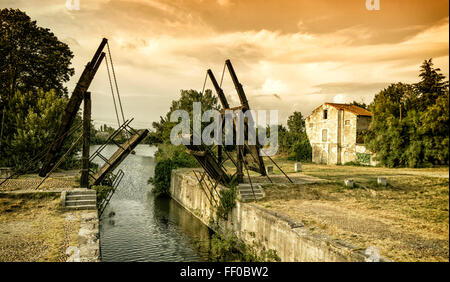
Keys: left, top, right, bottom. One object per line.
{"left": 170, "top": 168, "right": 372, "bottom": 262}
{"left": 170, "top": 164, "right": 449, "bottom": 262}
{"left": 0, "top": 172, "right": 100, "bottom": 262}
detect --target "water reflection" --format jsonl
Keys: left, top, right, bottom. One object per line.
{"left": 94, "top": 144, "right": 212, "bottom": 262}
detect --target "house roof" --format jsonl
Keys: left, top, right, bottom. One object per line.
{"left": 325, "top": 103, "right": 372, "bottom": 116}
{"left": 306, "top": 102, "right": 373, "bottom": 119}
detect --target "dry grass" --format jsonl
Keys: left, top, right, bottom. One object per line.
{"left": 254, "top": 158, "right": 449, "bottom": 262}
{"left": 0, "top": 193, "right": 81, "bottom": 262}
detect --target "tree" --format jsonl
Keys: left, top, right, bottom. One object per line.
{"left": 416, "top": 59, "right": 448, "bottom": 109}
{"left": 0, "top": 9, "right": 74, "bottom": 160}
{"left": 365, "top": 59, "right": 449, "bottom": 167}
{"left": 287, "top": 111, "right": 306, "bottom": 134}
{"left": 350, "top": 101, "right": 368, "bottom": 109}
{"left": 3, "top": 89, "right": 82, "bottom": 171}
{"left": 148, "top": 89, "right": 220, "bottom": 145}
{"left": 278, "top": 111, "right": 312, "bottom": 162}
{"left": 148, "top": 89, "right": 218, "bottom": 197}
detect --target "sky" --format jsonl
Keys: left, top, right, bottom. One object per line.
{"left": 2, "top": 0, "right": 449, "bottom": 129}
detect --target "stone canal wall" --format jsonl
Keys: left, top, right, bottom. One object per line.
{"left": 170, "top": 169, "right": 371, "bottom": 262}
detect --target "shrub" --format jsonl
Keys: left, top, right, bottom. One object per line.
{"left": 216, "top": 186, "right": 236, "bottom": 219}
{"left": 91, "top": 185, "right": 113, "bottom": 205}
{"left": 150, "top": 159, "right": 174, "bottom": 197}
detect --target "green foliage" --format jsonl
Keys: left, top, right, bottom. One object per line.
{"left": 356, "top": 153, "right": 371, "bottom": 165}
{"left": 149, "top": 145, "right": 200, "bottom": 197}
{"left": 90, "top": 123, "right": 128, "bottom": 145}
{"left": 209, "top": 232, "right": 280, "bottom": 262}
{"left": 350, "top": 100, "right": 368, "bottom": 109}
{"left": 216, "top": 186, "right": 236, "bottom": 219}
{"left": 0, "top": 9, "right": 74, "bottom": 152}
{"left": 147, "top": 89, "right": 220, "bottom": 145}
{"left": 289, "top": 137, "right": 312, "bottom": 162}
{"left": 1, "top": 89, "right": 82, "bottom": 171}
{"left": 154, "top": 143, "right": 198, "bottom": 167}
{"left": 278, "top": 111, "right": 312, "bottom": 162}
{"left": 366, "top": 59, "right": 449, "bottom": 167}
{"left": 0, "top": 9, "right": 76, "bottom": 171}
{"left": 91, "top": 185, "right": 113, "bottom": 205}
{"left": 150, "top": 159, "right": 175, "bottom": 197}
{"left": 0, "top": 9, "right": 74, "bottom": 98}
{"left": 149, "top": 89, "right": 218, "bottom": 197}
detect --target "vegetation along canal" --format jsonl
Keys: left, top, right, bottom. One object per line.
{"left": 92, "top": 145, "right": 213, "bottom": 262}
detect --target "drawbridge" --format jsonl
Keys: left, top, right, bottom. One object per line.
{"left": 185, "top": 60, "right": 293, "bottom": 210}
{"left": 0, "top": 38, "right": 149, "bottom": 211}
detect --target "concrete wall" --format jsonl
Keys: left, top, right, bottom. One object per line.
{"left": 170, "top": 169, "right": 371, "bottom": 262}
{"left": 306, "top": 104, "right": 375, "bottom": 165}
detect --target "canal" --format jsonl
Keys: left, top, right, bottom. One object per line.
{"left": 91, "top": 144, "right": 213, "bottom": 262}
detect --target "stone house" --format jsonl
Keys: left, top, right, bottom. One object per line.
{"left": 305, "top": 103, "right": 376, "bottom": 165}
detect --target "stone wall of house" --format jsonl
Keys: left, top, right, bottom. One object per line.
{"left": 306, "top": 104, "right": 357, "bottom": 164}
{"left": 305, "top": 104, "right": 376, "bottom": 165}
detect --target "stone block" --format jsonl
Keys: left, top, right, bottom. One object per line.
{"left": 0, "top": 167, "right": 12, "bottom": 179}
{"left": 344, "top": 179, "right": 354, "bottom": 188}
{"left": 294, "top": 162, "right": 302, "bottom": 172}
{"left": 377, "top": 177, "right": 387, "bottom": 186}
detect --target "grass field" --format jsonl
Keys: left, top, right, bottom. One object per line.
{"left": 251, "top": 157, "right": 449, "bottom": 262}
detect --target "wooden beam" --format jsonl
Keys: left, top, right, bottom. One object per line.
{"left": 39, "top": 38, "right": 108, "bottom": 177}
{"left": 80, "top": 92, "right": 91, "bottom": 188}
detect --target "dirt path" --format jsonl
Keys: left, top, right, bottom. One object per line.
{"left": 0, "top": 195, "right": 82, "bottom": 262}
{"left": 0, "top": 170, "right": 78, "bottom": 192}
{"left": 256, "top": 169, "right": 449, "bottom": 262}
{"left": 261, "top": 198, "right": 448, "bottom": 262}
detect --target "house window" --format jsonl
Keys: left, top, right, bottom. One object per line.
{"left": 323, "top": 110, "right": 328, "bottom": 119}
{"left": 322, "top": 129, "right": 327, "bottom": 142}
{"left": 345, "top": 120, "right": 350, "bottom": 125}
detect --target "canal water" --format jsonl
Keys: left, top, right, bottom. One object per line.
{"left": 91, "top": 144, "right": 213, "bottom": 262}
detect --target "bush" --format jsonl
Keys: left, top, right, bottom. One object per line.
{"left": 216, "top": 186, "right": 236, "bottom": 219}
{"left": 288, "top": 137, "right": 312, "bottom": 162}
{"left": 149, "top": 143, "right": 200, "bottom": 197}
{"left": 150, "top": 159, "right": 174, "bottom": 197}
{"left": 91, "top": 185, "right": 113, "bottom": 205}
{"left": 209, "top": 231, "right": 280, "bottom": 262}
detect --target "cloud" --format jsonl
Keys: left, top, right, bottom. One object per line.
{"left": 313, "top": 82, "right": 391, "bottom": 95}
{"left": 2, "top": 0, "right": 448, "bottom": 127}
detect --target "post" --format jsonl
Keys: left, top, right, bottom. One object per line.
{"left": 236, "top": 146, "right": 244, "bottom": 183}
{"left": 81, "top": 92, "right": 91, "bottom": 188}
{"left": 225, "top": 59, "right": 249, "bottom": 110}
{"left": 207, "top": 69, "right": 230, "bottom": 109}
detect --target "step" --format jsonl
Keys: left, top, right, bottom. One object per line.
{"left": 66, "top": 205, "right": 97, "bottom": 210}
{"left": 239, "top": 193, "right": 263, "bottom": 197}
{"left": 68, "top": 190, "right": 96, "bottom": 196}
{"left": 238, "top": 189, "right": 263, "bottom": 193}
{"left": 238, "top": 188, "right": 264, "bottom": 193}
{"left": 239, "top": 195, "right": 264, "bottom": 202}
{"left": 66, "top": 199, "right": 97, "bottom": 206}
{"left": 66, "top": 194, "right": 97, "bottom": 201}
{"left": 240, "top": 192, "right": 264, "bottom": 197}
{"left": 238, "top": 184, "right": 263, "bottom": 188}
{"left": 238, "top": 184, "right": 263, "bottom": 189}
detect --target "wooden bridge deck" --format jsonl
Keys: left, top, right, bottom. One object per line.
{"left": 90, "top": 129, "right": 149, "bottom": 186}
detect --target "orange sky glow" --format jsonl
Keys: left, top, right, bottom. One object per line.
{"left": 2, "top": 0, "right": 449, "bottom": 128}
